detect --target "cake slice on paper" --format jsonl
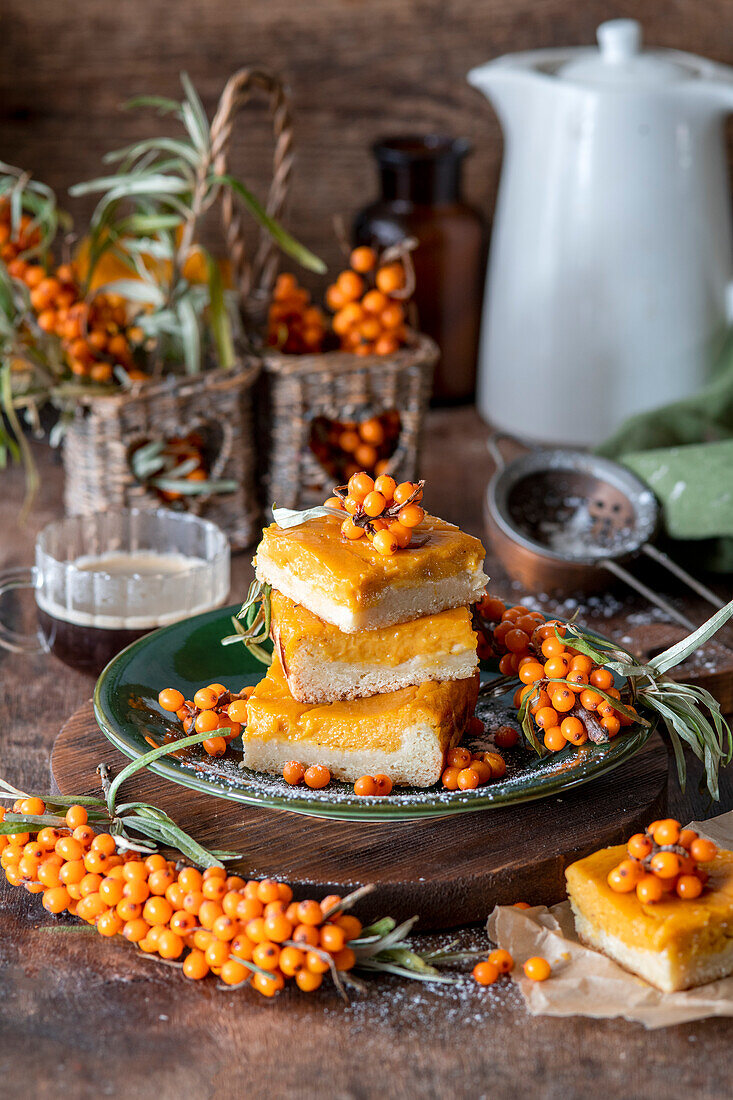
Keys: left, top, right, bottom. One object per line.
{"left": 566, "top": 839, "right": 733, "bottom": 993}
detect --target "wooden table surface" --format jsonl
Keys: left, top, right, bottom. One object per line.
{"left": 1, "top": 407, "right": 732, "bottom": 1100}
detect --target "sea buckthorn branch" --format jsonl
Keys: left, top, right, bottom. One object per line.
{"left": 478, "top": 596, "right": 733, "bottom": 801}
{"left": 0, "top": 788, "right": 489, "bottom": 999}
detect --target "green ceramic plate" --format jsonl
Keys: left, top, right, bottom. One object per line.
{"left": 94, "top": 603, "right": 653, "bottom": 822}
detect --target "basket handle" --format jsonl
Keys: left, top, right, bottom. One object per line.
{"left": 210, "top": 68, "right": 294, "bottom": 312}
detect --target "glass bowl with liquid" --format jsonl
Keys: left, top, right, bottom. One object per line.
{"left": 0, "top": 509, "right": 230, "bottom": 674}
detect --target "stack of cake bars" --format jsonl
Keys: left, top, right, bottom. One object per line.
{"left": 243, "top": 512, "right": 488, "bottom": 787}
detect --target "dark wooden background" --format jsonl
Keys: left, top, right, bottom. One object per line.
{"left": 3, "top": 0, "right": 733, "bottom": 282}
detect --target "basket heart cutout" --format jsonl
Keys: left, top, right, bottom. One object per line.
{"left": 308, "top": 409, "right": 402, "bottom": 485}
{"left": 127, "top": 421, "right": 229, "bottom": 504}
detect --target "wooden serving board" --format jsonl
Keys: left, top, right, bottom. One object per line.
{"left": 51, "top": 701, "right": 669, "bottom": 930}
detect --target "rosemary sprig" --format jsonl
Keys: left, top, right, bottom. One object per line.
{"left": 221, "top": 579, "right": 273, "bottom": 665}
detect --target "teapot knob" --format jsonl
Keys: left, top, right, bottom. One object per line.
{"left": 597, "top": 18, "right": 642, "bottom": 62}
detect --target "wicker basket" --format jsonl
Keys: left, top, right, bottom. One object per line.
{"left": 261, "top": 336, "right": 437, "bottom": 510}
{"left": 62, "top": 360, "right": 261, "bottom": 549}
{"left": 61, "top": 68, "right": 295, "bottom": 550}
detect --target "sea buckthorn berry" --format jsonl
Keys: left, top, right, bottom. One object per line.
{"left": 341, "top": 517, "right": 364, "bottom": 540}
{"left": 562, "top": 720, "right": 588, "bottom": 747}
{"left": 544, "top": 657, "right": 570, "bottom": 681}
{"left": 608, "top": 860, "right": 643, "bottom": 892}
{"left": 690, "top": 837, "right": 717, "bottom": 863}
{"left": 348, "top": 472, "right": 374, "bottom": 501}
{"left": 473, "top": 960, "right": 500, "bottom": 986}
{"left": 42, "top": 886, "right": 71, "bottom": 914}
{"left": 182, "top": 949, "right": 209, "bottom": 981}
{"left": 529, "top": 689, "right": 551, "bottom": 715}
{"left": 205, "top": 940, "right": 231, "bottom": 968}
{"left": 373, "top": 774, "right": 393, "bottom": 796}
{"left": 320, "top": 923, "right": 346, "bottom": 953}
{"left": 194, "top": 709, "right": 219, "bottom": 734}
{"left": 211, "top": 914, "right": 238, "bottom": 942}
{"left": 569, "top": 655, "right": 594, "bottom": 674}
{"left": 566, "top": 670, "right": 589, "bottom": 691}
{"left": 559, "top": 716, "right": 583, "bottom": 742}
{"left": 518, "top": 661, "right": 544, "bottom": 686}
{"left": 320, "top": 894, "right": 342, "bottom": 916}
{"left": 55, "top": 836, "right": 84, "bottom": 862}
{"left": 488, "top": 948, "right": 514, "bottom": 973}
{"left": 73, "top": 825, "right": 95, "bottom": 846}
{"left": 677, "top": 828, "right": 698, "bottom": 851}
{"left": 349, "top": 246, "right": 377, "bottom": 273}
{"left": 36, "top": 827, "right": 62, "bottom": 850}
{"left": 95, "top": 910, "right": 123, "bottom": 938}
{"left": 278, "top": 946, "right": 303, "bottom": 981}
{"left": 306, "top": 949, "right": 330, "bottom": 974}
{"left": 225, "top": 699, "right": 249, "bottom": 724}
{"left": 283, "top": 760, "right": 306, "bottom": 786}
{"left": 601, "top": 715, "right": 621, "bottom": 737}
{"left": 495, "top": 725, "right": 520, "bottom": 749}
{"left": 148, "top": 869, "right": 175, "bottom": 896}
{"left": 297, "top": 899, "right": 324, "bottom": 926}
{"left": 543, "top": 727, "right": 566, "bottom": 752}
{"left": 178, "top": 866, "right": 203, "bottom": 892}
{"left": 513, "top": 902, "right": 531, "bottom": 909}
{"left": 76, "top": 894, "right": 108, "bottom": 922}
{"left": 374, "top": 474, "right": 396, "bottom": 500}
{"left": 676, "top": 874, "right": 704, "bottom": 899}
{"left": 590, "top": 668, "right": 614, "bottom": 691}
{"left": 252, "top": 970, "right": 285, "bottom": 997}
{"left": 64, "top": 805, "right": 88, "bottom": 830}
{"left": 335, "top": 914, "right": 362, "bottom": 941}
{"left": 398, "top": 503, "right": 424, "bottom": 529}
{"left": 376, "top": 263, "right": 405, "bottom": 294}
{"left": 504, "top": 629, "right": 529, "bottom": 655}
{"left": 123, "top": 918, "right": 150, "bottom": 943}
{"left": 523, "top": 956, "right": 551, "bottom": 981}
{"left": 264, "top": 914, "right": 294, "bottom": 943}
{"left": 304, "top": 765, "right": 331, "bottom": 789}
{"left": 354, "top": 775, "right": 377, "bottom": 797}
{"left": 580, "top": 689, "right": 602, "bottom": 711}
{"left": 19, "top": 797, "right": 46, "bottom": 815}
{"left": 158, "top": 688, "right": 184, "bottom": 712}
{"left": 256, "top": 879, "right": 281, "bottom": 904}
{"left": 627, "top": 833, "right": 653, "bottom": 860}
{"left": 471, "top": 759, "right": 493, "bottom": 784}
{"left": 363, "top": 490, "right": 386, "bottom": 517}
{"left": 483, "top": 752, "right": 507, "bottom": 779}
{"left": 447, "top": 746, "right": 472, "bottom": 769}
{"left": 218, "top": 958, "right": 248, "bottom": 986}
{"left": 541, "top": 637, "right": 566, "bottom": 660}
{"left": 550, "top": 686, "right": 575, "bottom": 714}
{"left": 650, "top": 851, "right": 682, "bottom": 879}
{"left": 38, "top": 859, "right": 63, "bottom": 888}
{"left": 194, "top": 687, "right": 219, "bottom": 711}
{"left": 636, "top": 874, "right": 664, "bottom": 904}
{"left": 202, "top": 736, "right": 227, "bottom": 756}
{"left": 441, "top": 766, "right": 460, "bottom": 790}
{"left": 457, "top": 768, "right": 480, "bottom": 791}
{"left": 203, "top": 876, "right": 227, "bottom": 901}
{"left": 253, "top": 942, "right": 281, "bottom": 971}
{"left": 124, "top": 879, "right": 150, "bottom": 906}
{"left": 143, "top": 896, "right": 173, "bottom": 925}
{"left": 535, "top": 707, "right": 559, "bottom": 730}
{"left": 292, "top": 923, "right": 320, "bottom": 947}
{"left": 92, "top": 833, "right": 116, "bottom": 856}
{"left": 99, "top": 877, "right": 124, "bottom": 906}
{"left": 372, "top": 529, "right": 399, "bottom": 556}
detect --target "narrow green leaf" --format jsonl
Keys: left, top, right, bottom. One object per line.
{"left": 214, "top": 174, "right": 326, "bottom": 274}
{"left": 206, "top": 251, "right": 235, "bottom": 370}
{"left": 649, "top": 600, "right": 733, "bottom": 675}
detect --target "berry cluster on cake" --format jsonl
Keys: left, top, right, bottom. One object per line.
{"left": 242, "top": 473, "right": 488, "bottom": 787}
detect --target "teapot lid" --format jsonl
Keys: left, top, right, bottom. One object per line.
{"left": 558, "top": 20, "right": 695, "bottom": 87}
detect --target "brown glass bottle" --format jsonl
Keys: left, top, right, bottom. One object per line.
{"left": 353, "top": 136, "right": 486, "bottom": 404}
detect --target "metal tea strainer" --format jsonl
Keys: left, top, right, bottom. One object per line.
{"left": 484, "top": 437, "right": 724, "bottom": 631}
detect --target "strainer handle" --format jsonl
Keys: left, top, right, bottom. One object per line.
{"left": 487, "top": 432, "right": 522, "bottom": 472}
{"left": 600, "top": 559, "right": 698, "bottom": 632}
{"left": 640, "top": 543, "right": 725, "bottom": 611}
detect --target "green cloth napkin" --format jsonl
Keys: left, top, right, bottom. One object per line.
{"left": 597, "top": 343, "right": 733, "bottom": 573}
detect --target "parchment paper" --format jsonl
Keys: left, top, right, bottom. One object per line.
{"left": 486, "top": 813, "right": 733, "bottom": 1029}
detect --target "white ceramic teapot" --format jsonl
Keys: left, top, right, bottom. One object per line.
{"left": 468, "top": 19, "right": 733, "bottom": 445}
